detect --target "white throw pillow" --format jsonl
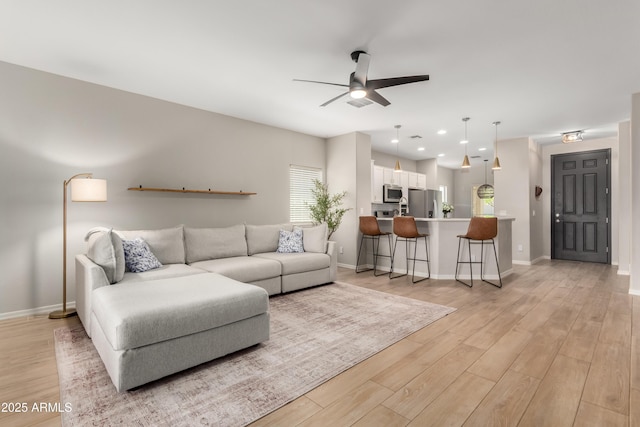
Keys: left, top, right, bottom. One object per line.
{"left": 85, "top": 228, "right": 125, "bottom": 284}
{"left": 301, "top": 224, "right": 328, "bottom": 253}
{"left": 276, "top": 228, "right": 304, "bottom": 253}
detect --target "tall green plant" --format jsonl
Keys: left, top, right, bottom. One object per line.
{"left": 308, "top": 179, "right": 351, "bottom": 239}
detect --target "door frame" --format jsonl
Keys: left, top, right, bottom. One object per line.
{"left": 550, "top": 148, "right": 611, "bottom": 264}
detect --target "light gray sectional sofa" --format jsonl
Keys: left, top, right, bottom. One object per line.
{"left": 75, "top": 223, "right": 337, "bottom": 391}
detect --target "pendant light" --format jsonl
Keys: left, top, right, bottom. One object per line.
{"left": 461, "top": 117, "right": 470, "bottom": 168}
{"left": 477, "top": 159, "right": 494, "bottom": 199}
{"left": 492, "top": 121, "right": 501, "bottom": 170}
{"left": 393, "top": 125, "right": 402, "bottom": 172}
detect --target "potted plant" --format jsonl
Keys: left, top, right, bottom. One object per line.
{"left": 442, "top": 202, "right": 454, "bottom": 218}
{"left": 308, "top": 179, "right": 351, "bottom": 239}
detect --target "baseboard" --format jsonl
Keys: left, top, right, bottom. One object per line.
{"left": 0, "top": 301, "right": 76, "bottom": 321}
{"left": 512, "top": 260, "right": 532, "bottom": 266}
{"left": 617, "top": 269, "right": 630, "bottom": 276}
{"left": 629, "top": 289, "right": 640, "bottom": 296}
{"left": 338, "top": 263, "right": 357, "bottom": 270}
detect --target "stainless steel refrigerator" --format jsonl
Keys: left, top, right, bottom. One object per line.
{"left": 408, "top": 189, "right": 443, "bottom": 218}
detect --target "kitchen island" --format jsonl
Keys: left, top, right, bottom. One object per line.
{"left": 371, "top": 217, "right": 515, "bottom": 281}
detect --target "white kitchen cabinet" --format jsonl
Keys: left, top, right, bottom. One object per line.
{"left": 382, "top": 167, "right": 399, "bottom": 185}
{"left": 417, "top": 173, "right": 427, "bottom": 190}
{"left": 408, "top": 172, "right": 418, "bottom": 188}
{"left": 371, "top": 165, "right": 384, "bottom": 203}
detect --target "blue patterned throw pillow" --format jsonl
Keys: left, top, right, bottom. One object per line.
{"left": 122, "top": 237, "right": 163, "bottom": 272}
{"left": 276, "top": 228, "right": 304, "bottom": 253}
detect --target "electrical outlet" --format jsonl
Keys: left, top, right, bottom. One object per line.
{"left": 360, "top": 207, "right": 364, "bottom": 214}
{"left": 518, "top": 244, "right": 523, "bottom": 252}
{"left": 339, "top": 246, "right": 344, "bottom": 254}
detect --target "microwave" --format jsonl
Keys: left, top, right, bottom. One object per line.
{"left": 383, "top": 184, "right": 403, "bottom": 203}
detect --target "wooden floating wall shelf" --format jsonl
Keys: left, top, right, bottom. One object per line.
{"left": 128, "top": 187, "right": 257, "bottom": 196}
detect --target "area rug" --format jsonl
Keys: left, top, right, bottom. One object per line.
{"left": 55, "top": 282, "right": 455, "bottom": 426}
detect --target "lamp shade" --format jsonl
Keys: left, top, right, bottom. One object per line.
{"left": 71, "top": 178, "right": 107, "bottom": 202}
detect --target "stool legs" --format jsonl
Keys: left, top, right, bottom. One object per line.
{"left": 455, "top": 238, "right": 502, "bottom": 288}
{"left": 356, "top": 234, "right": 393, "bottom": 276}
{"left": 390, "top": 236, "right": 430, "bottom": 283}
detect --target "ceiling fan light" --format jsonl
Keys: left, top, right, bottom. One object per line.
{"left": 461, "top": 155, "right": 471, "bottom": 168}
{"left": 492, "top": 157, "right": 501, "bottom": 170}
{"left": 350, "top": 89, "right": 367, "bottom": 99}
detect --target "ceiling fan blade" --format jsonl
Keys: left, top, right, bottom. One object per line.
{"left": 366, "top": 75, "right": 430, "bottom": 90}
{"left": 320, "top": 91, "right": 349, "bottom": 107}
{"left": 293, "top": 79, "right": 349, "bottom": 88}
{"left": 353, "top": 52, "right": 370, "bottom": 85}
{"left": 365, "top": 90, "right": 390, "bottom": 107}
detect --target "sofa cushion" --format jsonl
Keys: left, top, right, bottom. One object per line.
{"left": 184, "top": 224, "right": 247, "bottom": 263}
{"left": 119, "top": 264, "right": 206, "bottom": 283}
{"left": 92, "top": 273, "right": 269, "bottom": 351}
{"left": 122, "top": 238, "right": 163, "bottom": 273}
{"left": 85, "top": 228, "right": 125, "bottom": 284}
{"left": 254, "top": 252, "right": 330, "bottom": 275}
{"left": 117, "top": 226, "right": 185, "bottom": 265}
{"left": 301, "top": 223, "right": 328, "bottom": 253}
{"left": 245, "top": 223, "right": 293, "bottom": 255}
{"left": 190, "top": 256, "right": 281, "bottom": 283}
{"left": 276, "top": 228, "right": 304, "bottom": 253}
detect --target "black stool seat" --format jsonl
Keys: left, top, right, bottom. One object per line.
{"left": 356, "top": 216, "right": 393, "bottom": 276}
{"left": 455, "top": 216, "right": 502, "bottom": 288}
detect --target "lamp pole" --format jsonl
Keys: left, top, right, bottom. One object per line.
{"left": 49, "top": 173, "right": 95, "bottom": 319}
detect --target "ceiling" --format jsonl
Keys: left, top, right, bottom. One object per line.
{"left": 1, "top": 0, "right": 639, "bottom": 168}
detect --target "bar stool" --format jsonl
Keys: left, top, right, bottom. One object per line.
{"left": 389, "top": 216, "right": 430, "bottom": 283}
{"left": 455, "top": 216, "right": 502, "bottom": 288}
{"left": 356, "top": 216, "right": 393, "bottom": 276}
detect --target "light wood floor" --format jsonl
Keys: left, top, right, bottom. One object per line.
{"left": 1, "top": 260, "right": 637, "bottom": 426}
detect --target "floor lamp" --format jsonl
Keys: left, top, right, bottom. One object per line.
{"left": 49, "top": 173, "right": 107, "bottom": 319}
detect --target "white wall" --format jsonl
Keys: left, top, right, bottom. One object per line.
{"left": 371, "top": 150, "right": 417, "bottom": 172}
{"left": 528, "top": 140, "right": 544, "bottom": 262}
{"left": 541, "top": 137, "right": 619, "bottom": 264}
{"left": 618, "top": 121, "right": 631, "bottom": 275}
{"left": 631, "top": 94, "right": 640, "bottom": 294}
{"left": 327, "top": 132, "right": 371, "bottom": 267}
{"left": 452, "top": 160, "right": 494, "bottom": 218}
{"left": 0, "top": 61, "right": 326, "bottom": 316}
{"left": 437, "top": 166, "right": 454, "bottom": 202}
{"left": 493, "top": 137, "right": 531, "bottom": 263}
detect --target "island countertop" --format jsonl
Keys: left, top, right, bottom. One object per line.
{"left": 376, "top": 216, "right": 515, "bottom": 222}
{"left": 367, "top": 216, "right": 514, "bottom": 280}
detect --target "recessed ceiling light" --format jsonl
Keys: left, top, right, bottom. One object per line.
{"left": 437, "top": 129, "right": 447, "bottom": 135}
{"left": 438, "top": 153, "right": 445, "bottom": 157}
{"left": 391, "top": 138, "right": 399, "bottom": 144}
{"left": 478, "top": 147, "right": 487, "bottom": 151}
{"left": 460, "top": 139, "right": 468, "bottom": 144}
{"left": 561, "top": 130, "right": 583, "bottom": 143}
{"left": 418, "top": 147, "right": 425, "bottom": 151}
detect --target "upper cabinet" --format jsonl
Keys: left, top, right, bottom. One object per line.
{"left": 371, "top": 165, "right": 384, "bottom": 203}
{"left": 371, "top": 164, "right": 426, "bottom": 202}
{"left": 382, "top": 167, "right": 398, "bottom": 185}
{"left": 407, "top": 171, "right": 426, "bottom": 190}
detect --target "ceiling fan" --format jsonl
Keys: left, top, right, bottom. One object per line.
{"left": 294, "top": 50, "right": 429, "bottom": 107}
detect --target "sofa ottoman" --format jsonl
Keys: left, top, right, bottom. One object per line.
{"left": 90, "top": 273, "right": 270, "bottom": 391}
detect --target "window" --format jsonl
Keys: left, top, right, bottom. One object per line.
{"left": 439, "top": 185, "right": 448, "bottom": 203}
{"left": 289, "top": 165, "right": 322, "bottom": 223}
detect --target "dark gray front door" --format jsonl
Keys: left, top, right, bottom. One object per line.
{"left": 551, "top": 149, "right": 610, "bottom": 263}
